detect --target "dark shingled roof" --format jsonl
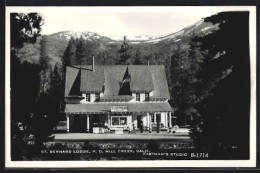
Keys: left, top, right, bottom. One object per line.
{"left": 65, "top": 102, "right": 172, "bottom": 113}
{"left": 65, "top": 65, "right": 170, "bottom": 99}
{"left": 150, "top": 66, "right": 170, "bottom": 99}
{"left": 128, "top": 66, "right": 154, "bottom": 92}
{"left": 80, "top": 67, "right": 104, "bottom": 92}
{"left": 65, "top": 66, "right": 80, "bottom": 97}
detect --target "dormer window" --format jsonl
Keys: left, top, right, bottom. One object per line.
{"left": 95, "top": 93, "right": 100, "bottom": 101}
{"left": 136, "top": 93, "right": 140, "bottom": 101}
{"left": 86, "top": 93, "right": 90, "bottom": 102}
{"left": 145, "top": 92, "right": 149, "bottom": 101}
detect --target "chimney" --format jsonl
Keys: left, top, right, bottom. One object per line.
{"left": 147, "top": 58, "right": 149, "bottom": 65}
{"left": 92, "top": 55, "right": 95, "bottom": 72}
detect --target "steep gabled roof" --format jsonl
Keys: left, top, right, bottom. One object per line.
{"left": 65, "top": 66, "right": 80, "bottom": 97}
{"left": 103, "top": 65, "right": 127, "bottom": 96}
{"left": 65, "top": 65, "right": 170, "bottom": 99}
{"left": 150, "top": 65, "right": 170, "bottom": 99}
{"left": 128, "top": 66, "right": 154, "bottom": 92}
{"left": 80, "top": 67, "right": 104, "bottom": 92}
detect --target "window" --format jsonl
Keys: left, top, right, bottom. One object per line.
{"left": 151, "top": 113, "right": 161, "bottom": 123}
{"left": 95, "top": 93, "right": 100, "bottom": 101}
{"left": 145, "top": 93, "right": 149, "bottom": 101}
{"left": 86, "top": 93, "right": 90, "bottom": 102}
{"left": 136, "top": 93, "right": 140, "bottom": 101}
{"left": 111, "top": 116, "right": 127, "bottom": 126}
{"left": 151, "top": 114, "right": 155, "bottom": 123}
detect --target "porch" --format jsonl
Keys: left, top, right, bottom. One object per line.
{"left": 65, "top": 102, "right": 174, "bottom": 133}
{"left": 65, "top": 112, "right": 174, "bottom": 133}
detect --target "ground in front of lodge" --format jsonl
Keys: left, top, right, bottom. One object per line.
{"left": 53, "top": 130, "right": 190, "bottom": 142}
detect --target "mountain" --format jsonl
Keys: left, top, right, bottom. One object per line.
{"left": 142, "top": 20, "right": 218, "bottom": 44}
{"left": 109, "top": 19, "right": 218, "bottom": 44}
{"left": 46, "top": 19, "right": 218, "bottom": 45}
{"left": 109, "top": 35, "right": 161, "bottom": 42}
{"left": 16, "top": 18, "right": 219, "bottom": 67}
{"left": 48, "top": 30, "right": 114, "bottom": 43}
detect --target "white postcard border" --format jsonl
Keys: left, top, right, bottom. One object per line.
{"left": 5, "top": 6, "right": 257, "bottom": 168}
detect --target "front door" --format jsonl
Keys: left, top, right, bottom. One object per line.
{"left": 137, "top": 115, "right": 142, "bottom": 128}
{"left": 93, "top": 115, "right": 99, "bottom": 125}
{"left": 71, "top": 115, "right": 86, "bottom": 132}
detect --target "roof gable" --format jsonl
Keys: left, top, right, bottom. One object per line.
{"left": 150, "top": 66, "right": 170, "bottom": 99}
{"left": 65, "top": 65, "right": 170, "bottom": 99}
{"left": 103, "top": 66, "right": 127, "bottom": 96}
{"left": 80, "top": 67, "right": 104, "bottom": 92}
{"left": 128, "top": 66, "right": 154, "bottom": 92}
{"left": 65, "top": 66, "right": 80, "bottom": 97}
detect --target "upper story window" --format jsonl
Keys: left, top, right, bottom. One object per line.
{"left": 145, "top": 92, "right": 149, "bottom": 101}
{"left": 95, "top": 93, "right": 100, "bottom": 101}
{"left": 86, "top": 93, "right": 90, "bottom": 102}
{"left": 136, "top": 93, "right": 140, "bottom": 101}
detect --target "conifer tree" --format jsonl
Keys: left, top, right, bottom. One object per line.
{"left": 39, "top": 36, "right": 50, "bottom": 70}
{"left": 117, "top": 36, "right": 132, "bottom": 65}
{"left": 133, "top": 45, "right": 142, "bottom": 65}
{"left": 49, "top": 64, "right": 63, "bottom": 126}
{"left": 190, "top": 12, "right": 250, "bottom": 157}
{"left": 75, "top": 36, "right": 85, "bottom": 65}
{"left": 169, "top": 43, "right": 190, "bottom": 110}
{"left": 61, "top": 37, "right": 76, "bottom": 74}
{"left": 39, "top": 35, "right": 51, "bottom": 93}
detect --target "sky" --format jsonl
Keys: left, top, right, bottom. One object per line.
{"left": 15, "top": 6, "right": 251, "bottom": 38}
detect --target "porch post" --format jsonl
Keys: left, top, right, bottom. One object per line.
{"left": 66, "top": 114, "right": 70, "bottom": 132}
{"left": 107, "top": 113, "right": 110, "bottom": 128}
{"left": 169, "top": 112, "right": 172, "bottom": 128}
{"left": 165, "top": 112, "right": 168, "bottom": 128}
{"left": 149, "top": 113, "right": 152, "bottom": 133}
{"left": 146, "top": 113, "right": 148, "bottom": 129}
{"left": 86, "top": 114, "right": 89, "bottom": 133}
{"left": 146, "top": 113, "right": 150, "bottom": 132}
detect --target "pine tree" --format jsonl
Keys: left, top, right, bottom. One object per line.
{"left": 49, "top": 64, "right": 62, "bottom": 97}
{"left": 133, "top": 45, "right": 142, "bottom": 65}
{"left": 170, "top": 43, "right": 189, "bottom": 109}
{"left": 49, "top": 64, "right": 63, "bottom": 121}
{"left": 117, "top": 36, "right": 132, "bottom": 65}
{"left": 75, "top": 36, "right": 85, "bottom": 65}
{"left": 39, "top": 36, "right": 50, "bottom": 70}
{"left": 61, "top": 37, "right": 76, "bottom": 74}
{"left": 39, "top": 35, "right": 51, "bottom": 93}
{"left": 190, "top": 12, "right": 250, "bottom": 157}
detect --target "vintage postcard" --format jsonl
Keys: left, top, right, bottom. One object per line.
{"left": 5, "top": 6, "right": 256, "bottom": 168}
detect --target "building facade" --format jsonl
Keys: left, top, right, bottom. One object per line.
{"left": 64, "top": 63, "right": 173, "bottom": 133}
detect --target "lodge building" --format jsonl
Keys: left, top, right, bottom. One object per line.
{"left": 64, "top": 59, "right": 174, "bottom": 133}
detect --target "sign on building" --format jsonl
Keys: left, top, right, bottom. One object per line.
{"left": 111, "top": 106, "right": 128, "bottom": 112}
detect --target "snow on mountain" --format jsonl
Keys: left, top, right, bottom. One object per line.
{"left": 48, "top": 31, "right": 111, "bottom": 42}
{"left": 108, "top": 34, "right": 162, "bottom": 42}
{"left": 47, "top": 19, "right": 219, "bottom": 45}
{"left": 127, "top": 35, "right": 162, "bottom": 41}
{"left": 142, "top": 20, "right": 218, "bottom": 44}
{"left": 108, "top": 19, "right": 218, "bottom": 44}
